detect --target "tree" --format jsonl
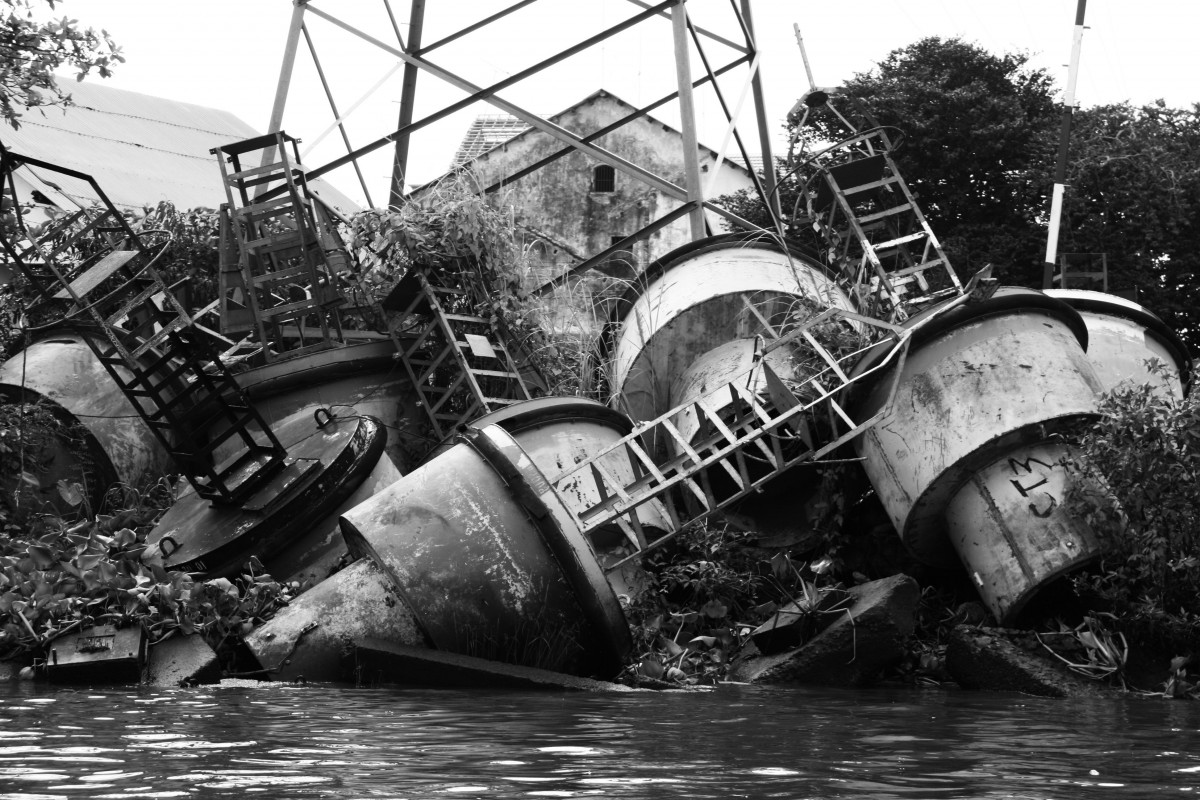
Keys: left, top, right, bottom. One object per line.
{"left": 719, "top": 37, "right": 1059, "bottom": 284}
{"left": 830, "top": 37, "right": 1057, "bottom": 285}
{"left": 0, "top": 0, "right": 122, "bottom": 129}
{"left": 1047, "top": 101, "right": 1200, "bottom": 351}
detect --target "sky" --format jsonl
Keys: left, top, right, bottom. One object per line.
{"left": 51, "top": 0, "right": 1200, "bottom": 208}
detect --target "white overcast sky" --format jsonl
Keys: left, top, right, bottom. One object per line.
{"left": 59, "top": 0, "right": 1200, "bottom": 207}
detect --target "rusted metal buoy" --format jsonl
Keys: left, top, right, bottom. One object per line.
{"left": 603, "top": 233, "right": 857, "bottom": 423}
{"left": 599, "top": 234, "right": 859, "bottom": 534}
{"left": 435, "top": 397, "right": 673, "bottom": 547}
{"left": 339, "top": 424, "right": 631, "bottom": 678}
{"left": 209, "top": 340, "right": 420, "bottom": 472}
{"left": 143, "top": 412, "right": 388, "bottom": 579}
{"left": 245, "top": 557, "right": 427, "bottom": 682}
{"left": 1046, "top": 289, "right": 1190, "bottom": 398}
{"left": 850, "top": 288, "right": 1117, "bottom": 623}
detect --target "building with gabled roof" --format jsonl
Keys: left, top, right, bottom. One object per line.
{"left": 426, "top": 89, "right": 758, "bottom": 289}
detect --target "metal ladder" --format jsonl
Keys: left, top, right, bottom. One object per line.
{"left": 804, "top": 127, "right": 963, "bottom": 322}
{"left": 548, "top": 307, "right": 913, "bottom": 563}
{"left": 212, "top": 132, "right": 348, "bottom": 361}
{"left": 0, "top": 150, "right": 288, "bottom": 505}
{"left": 383, "top": 262, "right": 535, "bottom": 441}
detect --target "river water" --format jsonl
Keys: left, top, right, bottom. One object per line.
{"left": 0, "top": 681, "right": 1195, "bottom": 798}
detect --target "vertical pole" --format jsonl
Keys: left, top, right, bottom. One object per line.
{"left": 741, "top": 0, "right": 781, "bottom": 225}
{"left": 671, "top": 0, "right": 706, "bottom": 240}
{"left": 267, "top": 0, "right": 308, "bottom": 137}
{"left": 389, "top": 0, "right": 426, "bottom": 207}
{"left": 302, "top": 23, "right": 375, "bottom": 207}
{"left": 793, "top": 23, "right": 816, "bottom": 92}
{"left": 1042, "top": 0, "right": 1087, "bottom": 289}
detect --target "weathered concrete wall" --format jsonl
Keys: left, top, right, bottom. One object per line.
{"left": 463, "top": 91, "right": 756, "bottom": 284}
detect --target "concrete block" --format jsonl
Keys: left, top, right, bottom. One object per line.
{"left": 146, "top": 633, "right": 221, "bottom": 686}
{"left": 732, "top": 574, "right": 919, "bottom": 686}
{"left": 945, "top": 625, "right": 1114, "bottom": 697}
{"left": 749, "top": 587, "right": 852, "bottom": 655}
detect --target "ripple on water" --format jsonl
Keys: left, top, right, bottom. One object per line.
{"left": 0, "top": 684, "right": 1198, "bottom": 798}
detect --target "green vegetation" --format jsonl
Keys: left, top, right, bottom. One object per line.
{"left": 0, "top": 474, "right": 294, "bottom": 674}
{"left": 348, "top": 176, "right": 577, "bottom": 394}
{"left": 0, "top": 400, "right": 92, "bottom": 527}
{"left": 1067, "top": 370, "right": 1200, "bottom": 669}
{"left": 721, "top": 36, "right": 1200, "bottom": 351}
{"left": 0, "top": 0, "right": 123, "bottom": 129}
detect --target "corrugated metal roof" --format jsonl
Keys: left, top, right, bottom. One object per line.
{"left": 450, "top": 114, "right": 531, "bottom": 169}
{"left": 0, "top": 80, "right": 358, "bottom": 214}
{"left": 729, "top": 155, "right": 766, "bottom": 174}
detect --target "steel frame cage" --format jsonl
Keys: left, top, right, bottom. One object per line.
{"left": 264, "top": 0, "right": 787, "bottom": 294}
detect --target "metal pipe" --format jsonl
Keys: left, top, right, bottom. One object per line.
{"left": 1042, "top": 0, "right": 1088, "bottom": 289}
{"left": 299, "top": 1, "right": 685, "bottom": 201}
{"left": 264, "top": 0, "right": 307, "bottom": 166}
{"left": 389, "top": 0, "right": 425, "bottom": 206}
{"left": 302, "top": 23, "right": 374, "bottom": 207}
{"left": 671, "top": 0, "right": 707, "bottom": 240}
{"left": 415, "top": 0, "right": 538, "bottom": 55}
{"left": 742, "top": 0, "right": 782, "bottom": 224}
{"left": 623, "top": 0, "right": 747, "bottom": 53}
{"left": 685, "top": 14, "right": 770, "bottom": 223}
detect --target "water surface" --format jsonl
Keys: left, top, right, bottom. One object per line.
{"left": 0, "top": 681, "right": 1195, "bottom": 798}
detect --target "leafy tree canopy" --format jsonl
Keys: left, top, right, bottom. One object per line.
{"left": 1049, "top": 101, "right": 1200, "bottom": 349}
{"left": 720, "top": 35, "right": 1200, "bottom": 352}
{"left": 0, "top": 0, "right": 122, "bottom": 129}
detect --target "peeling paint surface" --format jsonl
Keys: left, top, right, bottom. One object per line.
{"left": 1046, "top": 288, "right": 1188, "bottom": 398}
{"left": 339, "top": 433, "right": 628, "bottom": 676}
{"left": 1075, "top": 311, "right": 1183, "bottom": 397}
{"left": 854, "top": 309, "right": 1103, "bottom": 566}
{"left": 944, "top": 440, "right": 1110, "bottom": 622}
{"left": 245, "top": 558, "right": 425, "bottom": 682}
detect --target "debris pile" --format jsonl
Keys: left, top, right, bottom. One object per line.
{"left": 0, "top": 115, "right": 1191, "bottom": 694}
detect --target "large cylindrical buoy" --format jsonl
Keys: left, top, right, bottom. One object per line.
{"left": 604, "top": 234, "right": 857, "bottom": 423}
{"left": 433, "top": 396, "right": 673, "bottom": 547}
{"left": 245, "top": 557, "right": 427, "bottom": 682}
{"left": 850, "top": 288, "right": 1115, "bottom": 623}
{"left": 209, "top": 340, "right": 421, "bottom": 472}
{"left": 600, "top": 234, "right": 860, "bottom": 533}
{"left": 1046, "top": 289, "right": 1190, "bottom": 398}
{"left": 339, "top": 424, "right": 631, "bottom": 678}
